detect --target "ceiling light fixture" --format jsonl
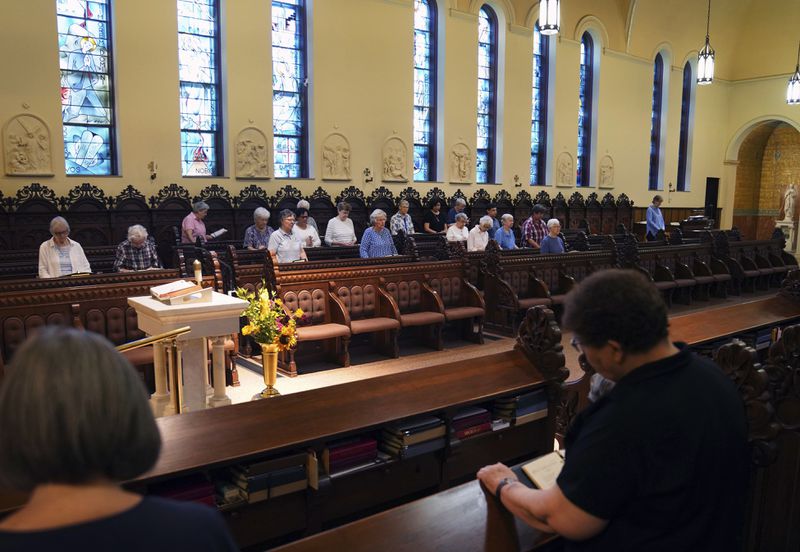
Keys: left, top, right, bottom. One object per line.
{"left": 697, "top": 0, "right": 715, "bottom": 85}
{"left": 538, "top": 0, "right": 560, "bottom": 36}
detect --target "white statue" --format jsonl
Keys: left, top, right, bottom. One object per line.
{"left": 783, "top": 185, "right": 796, "bottom": 222}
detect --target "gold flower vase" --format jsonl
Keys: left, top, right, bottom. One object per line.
{"left": 254, "top": 342, "right": 281, "bottom": 399}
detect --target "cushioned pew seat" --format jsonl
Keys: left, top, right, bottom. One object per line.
{"left": 297, "top": 323, "right": 351, "bottom": 341}
{"left": 400, "top": 311, "right": 445, "bottom": 327}
{"left": 518, "top": 297, "right": 553, "bottom": 309}
{"left": 350, "top": 317, "right": 400, "bottom": 333}
{"left": 443, "top": 306, "right": 485, "bottom": 321}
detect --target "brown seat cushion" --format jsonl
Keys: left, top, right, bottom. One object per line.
{"left": 654, "top": 281, "right": 677, "bottom": 290}
{"left": 297, "top": 323, "right": 351, "bottom": 341}
{"left": 550, "top": 294, "right": 567, "bottom": 305}
{"left": 518, "top": 297, "right": 553, "bottom": 309}
{"left": 674, "top": 279, "right": 696, "bottom": 288}
{"left": 712, "top": 274, "right": 732, "bottom": 282}
{"left": 743, "top": 270, "right": 760, "bottom": 278}
{"left": 444, "top": 306, "right": 485, "bottom": 321}
{"left": 693, "top": 276, "right": 715, "bottom": 285}
{"left": 122, "top": 345, "right": 154, "bottom": 367}
{"left": 351, "top": 317, "right": 401, "bottom": 334}
{"left": 400, "top": 312, "right": 445, "bottom": 327}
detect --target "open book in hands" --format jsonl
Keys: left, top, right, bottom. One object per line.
{"left": 209, "top": 228, "right": 228, "bottom": 239}
{"left": 521, "top": 450, "right": 565, "bottom": 490}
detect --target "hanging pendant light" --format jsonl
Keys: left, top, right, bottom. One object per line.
{"left": 788, "top": 41, "right": 800, "bottom": 105}
{"left": 697, "top": 0, "right": 715, "bottom": 85}
{"left": 538, "top": 0, "right": 560, "bottom": 36}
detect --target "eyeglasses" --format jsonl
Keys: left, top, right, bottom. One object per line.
{"left": 570, "top": 337, "right": 583, "bottom": 354}
{"left": 53, "top": 230, "right": 69, "bottom": 236}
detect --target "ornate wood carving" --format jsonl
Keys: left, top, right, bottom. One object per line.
{"left": 713, "top": 230, "right": 731, "bottom": 259}
{"left": 514, "top": 190, "right": 532, "bottom": 206}
{"left": 765, "top": 323, "right": 800, "bottom": 432}
{"left": 471, "top": 188, "right": 492, "bottom": 204}
{"left": 669, "top": 227, "right": 684, "bottom": 245}
{"left": 568, "top": 192, "right": 586, "bottom": 208}
{"left": 494, "top": 190, "right": 512, "bottom": 206}
{"left": 310, "top": 186, "right": 332, "bottom": 201}
{"left": 514, "top": 306, "right": 568, "bottom": 386}
{"left": 368, "top": 186, "right": 395, "bottom": 207}
{"left": 59, "top": 183, "right": 107, "bottom": 210}
{"left": 586, "top": 193, "right": 600, "bottom": 209}
{"left": 336, "top": 185, "right": 367, "bottom": 204}
{"left": 450, "top": 188, "right": 468, "bottom": 203}
{"left": 196, "top": 184, "right": 233, "bottom": 206}
{"left": 481, "top": 240, "right": 501, "bottom": 278}
{"left": 11, "top": 183, "right": 58, "bottom": 211}
{"left": 573, "top": 231, "right": 589, "bottom": 252}
{"left": 273, "top": 185, "right": 303, "bottom": 204}
{"left": 779, "top": 269, "right": 800, "bottom": 302}
{"left": 533, "top": 190, "right": 551, "bottom": 207}
{"left": 615, "top": 193, "right": 632, "bottom": 208}
{"left": 112, "top": 185, "right": 146, "bottom": 208}
{"left": 601, "top": 193, "right": 615, "bottom": 207}
{"left": 234, "top": 184, "right": 270, "bottom": 208}
{"left": 149, "top": 184, "right": 191, "bottom": 208}
{"left": 423, "top": 187, "right": 447, "bottom": 207}
{"left": 618, "top": 233, "right": 640, "bottom": 267}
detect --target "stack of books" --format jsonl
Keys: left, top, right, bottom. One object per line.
{"left": 324, "top": 436, "right": 379, "bottom": 476}
{"left": 379, "top": 415, "right": 446, "bottom": 459}
{"left": 451, "top": 406, "right": 492, "bottom": 440}
{"left": 149, "top": 473, "right": 216, "bottom": 507}
{"left": 494, "top": 389, "right": 548, "bottom": 426}
{"left": 229, "top": 452, "right": 308, "bottom": 504}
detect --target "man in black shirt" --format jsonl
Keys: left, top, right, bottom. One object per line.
{"left": 477, "top": 269, "right": 748, "bottom": 551}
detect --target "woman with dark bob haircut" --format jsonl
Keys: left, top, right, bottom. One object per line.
{"left": 0, "top": 327, "right": 237, "bottom": 551}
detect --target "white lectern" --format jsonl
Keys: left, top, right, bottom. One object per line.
{"left": 128, "top": 291, "right": 247, "bottom": 416}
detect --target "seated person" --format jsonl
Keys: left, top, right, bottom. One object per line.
{"left": 494, "top": 213, "right": 517, "bottom": 250}
{"left": 390, "top": 199, "right": 415, "bottom": 236}
{"left": 242, "top": 207, "right": 273, "bottom": 250}
{"left": 181, "top": 201, "right": 211, "bottom": 244}
{"left": 539, "top": 219, "right": 565, "bottom": 254}
{"left": 113, "top": 225, "right": 162, "bottom": 272}
{"left": 293, "top": 208, "right": 321, "bottom": 248}
{"left": 477, "top": 270, "right": 748, "bottom": 552}
{"left": 446, "top": 197, "right": 467, "bottom": 225}
{"left": 325, "top": 202, "right": 357, "bottom": 246}
{"left": 0, "top": 327, "right": 238, "bottom": 551}
{"left": 268, "top": 209, "right": 307, "bottom": 263}
{"left": 446, "top": 213, "right": 469, "bottom": 242}
{"left": 467, "top": 216, "right": 493, "bottom": 252}
{"left": 423, "top": 199, "right": 447, "bottom": 234}
{"left": 296, "top": 199, "right": 318, "bottom": 232}
{"left": 360, "top": 209, "right": 397, "bottom": 258}
{"left": 38, "top": 216, "right": 91, "bottom": 278}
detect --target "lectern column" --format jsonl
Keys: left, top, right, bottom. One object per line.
{"left": 209, "top": 336, "right": 232, "bottom": 407}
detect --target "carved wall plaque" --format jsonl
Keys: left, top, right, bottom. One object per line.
{"left": 322, "top": 132, "right": 351, "bottom": 181}
{"left": 382, "top": 135, "right": 409, "bottom": 183}
{"left": 3, "top": 114, "right": 53, "bottom": 176}
{"left": 556, "top": 152, "right": 573, "bottom": 188}
{"left": 235, "top": 127, "right": 269, "bottom": 179}
{"left": 599, "top": 155, "right": 615, "bottom": 189}
{"left": 450, "top": 142, "right": 473, "bottom": 184}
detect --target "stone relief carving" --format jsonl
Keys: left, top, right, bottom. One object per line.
{"left": 599, "top": 155, "right": 615, "bottom": 189}
{"left": 322, "top": 132, "right": 351, "bottom": 181}
{"left": 3, "top": 114, "right": 53, "bottom": 176}
{"left": 450, "top": 142, "right": 472, "bottom": 184}
{"left": 235, "top": 127, "right": 269, "bottom": 179}
{"left": 556, "top": 152, "right": 573, "bottom": 187}
{"left": 382, "top": 136, "right": 408, "bottom": 183}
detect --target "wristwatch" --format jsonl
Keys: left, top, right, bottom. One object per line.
{"left": 495, "top": 477, "right": 516, "bottom": 499}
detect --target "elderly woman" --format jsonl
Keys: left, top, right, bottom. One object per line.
{"left": 296, "top": 199, "right": 318, "bottom": 232}
{"left": 113, "top": 225, "right": 162, "bottom": 272}
{"left": 446, "top": 212, "right": 469, "bottom": 242}
{"left": 447, "top": 197, "right": 467, "bottom": 225}
{"left": 539, "top": 218, "right": 566, "bottom": 254}
{"left": 389, "top": 199, "right": 415, "bottom": 236}
{"left": 243, "top": 207, "right": 273, "bottom": 250}
{"left": 268, "top": 209, "right": 308, "bottom": 263}
{"left": 467, "top": 215, "right": 493, "bottom": 252}
{"left": 38, "top": 217, "right": 91, "bottom": 279}
{"left": 495, "top": 213, "right": 517, "bottom": 250}
{"left": 360, "top": 209, "right": 397, "bottom": 259}
{"left": 324, "top": 202, "right": 357, "bottom": 246}
{"left": 0, "top": 327, "right": 238, "bottom": 550}
{"left": 181, "top": 201, "right": 211, "bottom": 244}
{"left": 423, "top": 199, "right": 446, "bottom": 234}
{"left": 292, "top": 207, "right": 321, "bottom": 248}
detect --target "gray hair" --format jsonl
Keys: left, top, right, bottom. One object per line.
{"left": 49, "top": 216, "right": 70, "bottom": 234}
{"left": 479, "top": 215, "right": 493, "bottom": 227}
{"left": 337, "top": 201, "right": 351, "bottom": 213}
{"left": 398, "top": 199, "right": 410, "bottom": 209}
{"left": 254, "top": 207, "right": 271, "bottom": 222}
{"left": 297, "top": 199, "right": 310, "bottom": 210}
{"left": 279, "top": 208, "right": 295, "bottom": 223}
{"left": 454, "top": 198, "right": 467, "bottom": 207}
{"left": 192, "top": 200, "right": 210, "bottom": 213}
{"left": 370, "top": 209, "right": 388, "bottom": 225}
{"left": 127, "top": 224, "right": 148, "bottom": 241}
{"left": 501, "top": 213, "right": 514, "bottom": 223}
{"left": 0, "top": 327, "right": 160, "bottom": 491}
{"left": 547, "top": 218, "right": 561, "bottom": 229}
{"left": 455, "top": 212, "right": 468, "bottom": 223}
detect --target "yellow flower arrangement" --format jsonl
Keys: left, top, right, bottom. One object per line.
{"left": 236, "top": 283, "right": 303, "bottom": 352}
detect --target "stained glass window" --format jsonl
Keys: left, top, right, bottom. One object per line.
{"left": 57, "top": 0, "right": 116, "bottom": 175}
{"left": 273, "top": 0, "right": 308, "bottom": 178}
{"left": 677, "top": 62, "right": 694, "bottom": 192}
{"left": 178, "top": 0, "right": 222, "bottom": 177}
{"left": 648, "top": 54, "right": 664, "bottom": 191}
{"left": 413, "top": 0, "right": 437, "bottom": 182}
{"left": 476, "top": 6, "right": 498, "bottom": 184}
{"left": 531, "top": 21, "right": 549, "bottom": 186}
{"left": 576, "top": 32, "right": 594, "bottom": 187}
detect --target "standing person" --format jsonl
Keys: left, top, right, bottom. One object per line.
{"left": 446, "top": 213, "right": 470, "bottom": 243}
{"left": 38, "top": 217, "right": 91, "bottom": 278}
{"left": 467, "top": 216, "right": 493, "bottom": 252}
{"left": 539, "top": 219, "right": 565, "bottom": 254}
{"left": 447, "top": 198, "right": 467, "bottom": 225}
{"left": 646, "top": 195, "right": 666, "bottom": 241}
{"left": 296, "top": 199, "right": 318, "bottom": 232}
{"left": 360, "top": 210, "right": 397, "bottom": 258}
{"left": 423, "top": 199, "right": 446, "bottom": 234}
{"left": 293, "top": 208, "right": 321, "bottom": 248}
{"left": 268, "top": 209, "right": 307, "bottom": 263}
{"left": 0, "top": 327, "right": 238, "bottom": 552}
{"left": 181, "top": 201, "right": 211, "bottom": 244}
{"left": 324, "top": 202, "right": 357, "bottom": 246}
{"left": 486, "top": 203, "right": 501, "bottom": 240}
{"left": 113, "top": 225, "right": 162, "bottom": 271}
{"left": 242, "top": 207, "right": 273, "bottom": 250}
{"left": 390, "top": 200, "right": 415, "bottom": 236}
{"left": 521, "top": 204, "right": 549, "bottom": 248}
{"left": 477, "top": 269, "right": 748, "bottom": 552}
{"left": 495, "top": 214, "right": 517, "bottom": 250}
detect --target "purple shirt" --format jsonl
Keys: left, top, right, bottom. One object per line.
{"left": 182, "top": 213, "right": 206, "bottom": 244}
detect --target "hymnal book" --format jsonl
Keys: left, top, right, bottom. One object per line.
{"left": 209, "top": 228, "right": 228, "bottom": 239}
{"left": 270, "top": 479, "right": 307, "bottom": 498}
{"left": 453, "top": 421, "right": 492, "bottom": 440}
{"left": 380, "top": 424, "right": 446, "bottom": 447}
{"left": 514, "top": 409, "right": 549, "bottom": 426}
{"left": 521, "top": 450, "right": 565, "bottom": 490}
{"left": 325, "top": 437, "right": 378, "bottom": 473}
{"left": 384, "top": 415, "right": 444, "bottom": 437}
{"left": 268, "top": 465, "right": 306, "bottom": 487}
{"left": 379, "top": 437, "right": 446, "bottom": 459}
{"left": 452, "top": 407, "right": 491, "bottom": 432}
{"left": 151, "top": 280, "right": 203, "bottom": 300}
{"left": 236, "top": 452, "right": 308, "bottom": 477}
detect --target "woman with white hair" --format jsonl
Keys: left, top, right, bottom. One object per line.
{"left": 467, "top": 215, "right": 493, "bottom": 252}
{"left": 325, "top": 202, "right": 357, "bottom": 246}
{"left": 495, "top": 213, "right": 517, "bottom": 250}
{"left": 446, "top": 212, "right": 469, "bottom": 243}
{"left": 38, "top": 217, "right": 91, "bottom": 278}
{"left": 539, "top": 218, "right": 566, "bottom": 254}
{"left": 181, "top": 201, "right": 211, "bottom": 244}
{"left": 359, "top": 209, "right": 397, "bottom": 258}
{"left": 389, "top": 199, "right": 415, "bottom": 235}
{"left": 296, "top": 199, "right": 318, "bottom": 232}
{"left": 242, "top": 207, "right": 273, "bottom": 250}
{"left": 113, "top": 225, "right": 162, "bottom": 272}
{"left": 447, "top": 197, "right": 467, "bottom": 225}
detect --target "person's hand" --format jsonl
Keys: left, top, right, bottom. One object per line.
{"left": 205, "top": 234, "right": 212, "bottom": 241}
{"left": 477, "top": 462, "right": 517, "bottom": 494}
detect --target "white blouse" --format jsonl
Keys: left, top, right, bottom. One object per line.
{"left": 446, "top": 225, "right": 469, "bottom": 242}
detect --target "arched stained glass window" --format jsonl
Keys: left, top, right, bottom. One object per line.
{"left": 273, "top": 0, "right": 309, "bottom": 178}
{"left": 178, "top": 0, "right": 223, "bottom": 177}
{"left": 476, "top": 6, "right": 498, "bottom": 184}
{"left": 648, "top": 53, "right": 665, "bottom": 191}
{"left": 57, "top": 0, "right": 117, "bottom": 175}
{"left": 413, "top": 0, "right": 437, "bottom": 182}
{"left": 677, "top": 62, "right": 694, "bottom": 191}
{"left": 576, "top": 32, "right": 594, "bottom": 187}
{"left": 531, "top": 21, "right": 549, "bottom": 186}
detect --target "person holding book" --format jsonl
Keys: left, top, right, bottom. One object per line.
{"left": 360, "top": 209, "right": 397, "bottom": 258}
{"left": 181, "top": 201, "right": 211, "bottom": 244}
{"left": 446, "top": 213, "right": 469, "bottom": 243}
{"left": 113, "top": 225, "right": 162, "bottom": 272}
{"left": 0, "top": 327, "right": 238, "bottom": 551}
{"left": 467, "top": 216, "right": 493, "bottom": 252}
{"left": 268, "top": 209, "right": 307, "bottom": 263}
{"left": 477, "top": 269, "right": 748, "bottom": 551}
{"left": 293, "top": 208, "right": 321, "bottom": 248}
{"left": 38, "top": 216, "right": 91, "bottom": 278}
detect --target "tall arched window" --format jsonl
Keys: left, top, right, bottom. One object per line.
{"left": 576, "top": 32, "right": 594, "bottom": 187}
{"left": 648, "top": 53, "right": 665, "bottom": 191}
{"left": 57, "top": 0, "right": 117, "bottom": 175}
{"left": 476, "top": 6, "right": 498, "bottom": 184}
{"left": 677, "top": 62, "right": 694, "bottom": 191}
{"left": 413, "top": 0, "right": 437, "bottom": 182}
{"left": 530, "top": 20, "right": 549, "bottom": 186}
{"left": 273, "top": 0, "right": 309, "bottom": 179}
{"left": 178, "top": 0, "right": 223, "bottom": 176}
